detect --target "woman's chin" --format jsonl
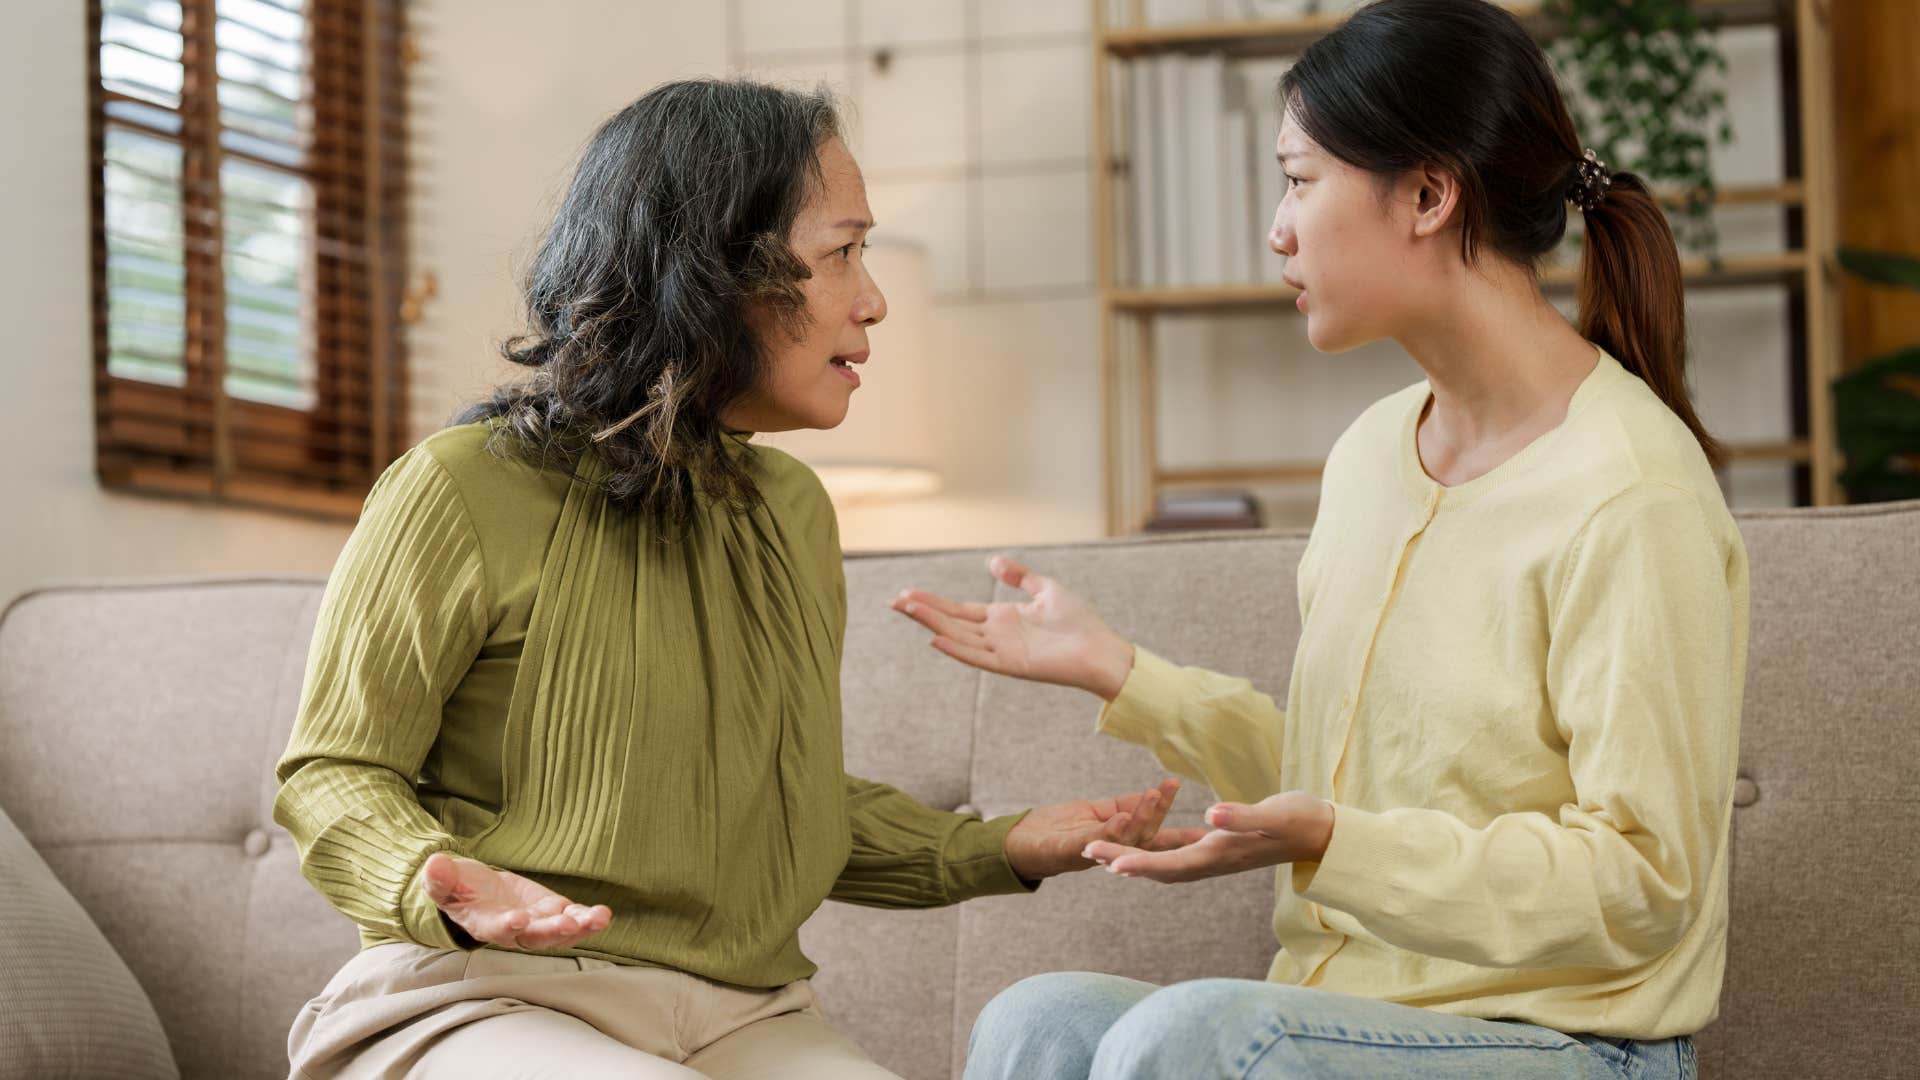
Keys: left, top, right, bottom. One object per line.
{"left": 1304, "top": 316, "right": 1375, "bottom": 355}
{"left": 807, "top": 402, "right": 852, "bottom": 431}
{"left": 1303, "top": 316, "right": 1341, "bottom": 354}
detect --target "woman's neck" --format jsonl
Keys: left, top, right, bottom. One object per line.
{"left": 1396, "top": 259, "right": 1599, "bottom": 483}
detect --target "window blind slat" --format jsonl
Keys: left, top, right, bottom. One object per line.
{"left": 94, "top": 0, "right": 409, "bottom": 506}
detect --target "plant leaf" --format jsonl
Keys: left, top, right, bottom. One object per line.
{"left": 1837, "top": 248, "right": 1920, "bottom": 292}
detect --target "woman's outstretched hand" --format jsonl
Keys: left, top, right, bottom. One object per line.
{"left": 1079, "top": 791, "right": 1336, "bottom": 884}
{"left": 419, "top": 852, "right": 612, "bottom": 951}
{"left": 892, "top": 556, "right": 1136, "bottom": 701}
{"left": 1004, "top": 778, "right": 1211, "bottom": 881}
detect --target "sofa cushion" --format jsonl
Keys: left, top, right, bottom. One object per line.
{"left": 1691, "top": 501, "right": 1920, "bottom": 1077}
{"left": 0, "top": 579, "right": 361, "bottom": 1080}
{"left": 0, "top": 799, "right": 178, "bottom": 1080}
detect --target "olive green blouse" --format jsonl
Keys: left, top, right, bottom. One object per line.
{"left": 274, "top": 422, "right": 1032, "bottom": 989}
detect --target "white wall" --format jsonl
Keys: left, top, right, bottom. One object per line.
{"left": 0, "top": 1, "right": 730, "bottom": 608}
{"left": 3, "top": 2, "right": 1802, "bottom": 605}
{"left": 401, "top": 0, "right": 730, "bottom": 440}
{"left": 0, "top": 3, "right": 354, "bottom": 609}
{"left": 733, "top": 0, "right": 1109, "bottom": 551}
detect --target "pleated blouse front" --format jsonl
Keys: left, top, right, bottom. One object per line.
{"left": 276, "top": 422, "right": 1031, "bottom": 989}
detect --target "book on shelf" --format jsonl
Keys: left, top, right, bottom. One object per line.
{"left": 1142, "top": 1, "right": 1362, "bottom": 23}
{"left": 1128, "top": 54, "right": 1295, "bottom": 289}
{"left": 1144, "top": 489, "right": 1265, "bottom": 532}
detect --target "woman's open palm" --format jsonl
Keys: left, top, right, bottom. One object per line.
{"left": 892, "top": 556, "right": 1134, "bottom": 699}
{"left": 420, "top": 852, "right": 611, "bottom": 952}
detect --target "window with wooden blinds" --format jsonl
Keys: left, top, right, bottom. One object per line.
{"left": 88, "top": 0, "right": 409, "bottom": 519}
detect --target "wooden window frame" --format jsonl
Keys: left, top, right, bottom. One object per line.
{"left": 88, "top": 0, "right": 409, "bottom": 520}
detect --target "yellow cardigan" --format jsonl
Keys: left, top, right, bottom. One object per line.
{"left": 1099, "top": 350, "right": 1748, "bottom": 1038}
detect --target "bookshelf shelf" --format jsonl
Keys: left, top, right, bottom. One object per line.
{"left": 1154, "top": 438, "right": 1811, "bottom": 493}
{"left": 1112, "top": 251, "right": 1816, "bottom": 312}
{"left": 1100, "top": 0, "right": 1788, "bottom": 59}
{"left": 1092, "top": 0, "right": 1844, "bottom": 534}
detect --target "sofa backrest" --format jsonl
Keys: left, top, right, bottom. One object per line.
{"left": 1, "top": 501, "right": 1915, "bottom": 1079}
{"left": 0, "top": 579, "right": 349, "bottom": 1079}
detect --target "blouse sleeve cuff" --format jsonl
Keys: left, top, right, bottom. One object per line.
{"left": 400, "top": 844, "right": 481, "bottom": 952}
{"left": 944, "top": 810, "right": 1040, "bottom": 901}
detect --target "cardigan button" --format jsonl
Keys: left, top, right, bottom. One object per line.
{"left": 953, "top": 803, "right": 980, "bottom": 818}
{"left": 242, "top": 828, "right": 272, "bottom": 858}
{"left": 1732, "top": 776, "right": 1759, "bottom": 808}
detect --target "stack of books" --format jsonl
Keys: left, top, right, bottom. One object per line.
{"left": 1127, "top": 54, "right": 1296, "bottom": 289}
{"left": 1144, "top": 490, "right": 1264, "bottom": 532}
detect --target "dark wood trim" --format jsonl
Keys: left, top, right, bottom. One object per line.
{"left": 91, "top": 0, "right": 411, "bottom": 515}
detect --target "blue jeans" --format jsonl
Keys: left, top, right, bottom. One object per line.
{"left": 964, "top": 972, "right": 1697, "bottom": 1080}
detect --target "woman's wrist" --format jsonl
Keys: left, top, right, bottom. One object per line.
{"left": 1083, "top": 632, "right": 1136, "bottom": 702}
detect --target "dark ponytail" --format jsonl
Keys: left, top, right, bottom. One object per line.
{"left": 1578, "top": 173, "right": 1725, "bottom": 467}
{"left": 1281, "top": 0, "right": 1724, "bottom": 468}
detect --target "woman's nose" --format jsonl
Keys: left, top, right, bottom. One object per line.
{"left": 1268, "top": 202, "right": 1295, "bottom": 257}
{"left": 856, "top": 266, "right": 887, "bottom": 326}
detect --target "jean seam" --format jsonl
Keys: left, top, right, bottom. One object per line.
{"left": 1230, "top": 1022, "right": 1587, "bottom": 1078}
{"left": 1280, "top": 1028, "right": 1582, "bottom": 1052}
{"left": 1236, "top": 1021, "right": 1291, "bottom": 1079}
{"left": 1581, "top": 1036, "right": 1645, "bottom": 1080}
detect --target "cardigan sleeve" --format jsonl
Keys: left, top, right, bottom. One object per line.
{"left": 1293, "top": 482, "right": 1743, "bottom": 971}
{"left": 272, "top": 446, "right": 490, "bottom": 951}
{"left": 1094, "top": 646, "right": 1288, "bottom": 805}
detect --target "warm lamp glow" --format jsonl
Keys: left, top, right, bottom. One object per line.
{"left": 812, "top": 464, "right": 944, "bottom": 505}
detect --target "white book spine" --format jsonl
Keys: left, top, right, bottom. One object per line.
{"left": 1157, "top": 55, "right": 1191, "bottom": 287}
{"left": 1245, "top": 60, "right": 1293, "bottom": 285}
{"left": 1186, "top": 56, "right": 1225, "bottom": 286}
{"left": 1129, "top": 60, "right": 1162, "bottom": 288}
{"left": 1222, "top": 107, "right": 1255, "bottom": 284}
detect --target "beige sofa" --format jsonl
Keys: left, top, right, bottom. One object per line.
{"left": 1, "top": 500, "right": 1915, "bottom": 1079}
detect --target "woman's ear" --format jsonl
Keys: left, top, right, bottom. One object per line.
{"left": 1405, "top": 162, "right": 1462, "bottom": 239}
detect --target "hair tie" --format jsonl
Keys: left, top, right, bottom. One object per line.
{"left": 1568, "top": 148, "right": 1613, "bottom": 211}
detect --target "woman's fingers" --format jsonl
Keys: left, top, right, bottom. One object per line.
{"left": 484, "top": 903, "right": 612, "bottom": 951}
{"left": 893, "top": 588, "right": 988, "bottom": 623}
{"left": 930, "top": 634, "right": 1005, "bottom": 673}
{"left": 1143, "top": 827, "right": 1211, "bottom": 851}
{"left": 1137, "top": 779, "right": 1180, "bottom": 831}
{"left": 1105, "top": 794, "right": 1153, "bottom": 845}
{"left": 898, "top": 599, "right": 990, "bottom": 646}
{"left": 1082, "top": 839, "right": 1147, "bottom": 865}
{"left": 988, "top": 556, "right": 1042, "bottom": 597}
{"left": 1100, "top": 841, "right": 1220, "bottom": 883}
{"left": 1084, "top": 830, "right": 1247, "bottom": 882}
{"left": 1206, "top": 801, "right": 1265, "bottom": 832}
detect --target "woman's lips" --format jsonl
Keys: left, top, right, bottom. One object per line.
{"left": 830, "top": 350, "right": 867, "bottom": 388}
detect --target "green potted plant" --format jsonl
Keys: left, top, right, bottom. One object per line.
{"left": 1833, "top": 249, "right": 1920, "bottom": 503}
{"left": 1544, "top": 0, "right": 1735, "bottom": 257}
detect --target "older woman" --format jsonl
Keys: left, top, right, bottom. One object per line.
{"left": 276, "top": 79, "right": 1194, "bottom": 1080}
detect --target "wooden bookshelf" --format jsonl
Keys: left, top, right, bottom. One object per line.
{"left": 1093, "top": 0, "right": 1844, "bottom": 534}
{"left": 1101, "top": 0, "right": 1787, "bottom": 58}
{"left": 1113, "top": 250, "right": 1813, "bottom": 312}
{"left": 1154, "top": 439, "right": 1812, "bottom": 493}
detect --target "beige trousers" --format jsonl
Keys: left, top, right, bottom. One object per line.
{"left": 288, "top": 943, "right": 903, "bottom": 1079}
